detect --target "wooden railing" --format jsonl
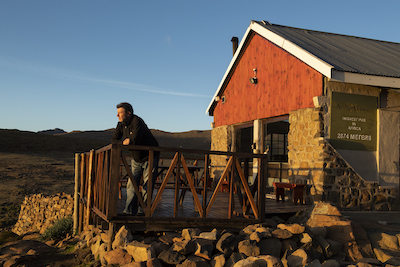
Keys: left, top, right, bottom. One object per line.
{"left": 74, "top": 144, "right": 268, "bottom": 233}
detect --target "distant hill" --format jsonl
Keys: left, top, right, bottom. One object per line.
{"left": 0, "top": 128, "right": 211, "bottom": 154}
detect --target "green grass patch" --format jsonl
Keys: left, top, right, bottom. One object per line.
{"left": 40, "top": 216, "right": 73, "bottom": 241}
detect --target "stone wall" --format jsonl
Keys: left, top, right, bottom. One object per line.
{"left": 287, "top": 107, "right": 325, "bottom": 204}
{"left": 210, "top": 125, "right": 232, "bottom": 180}
{"left": 288, "top": 107, "right": 399, "bottom": 210}
{"left": 12, "top": 193, "right": 74, "bottom": 235}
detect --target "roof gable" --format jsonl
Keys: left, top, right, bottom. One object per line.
{"left": 207, "top": 21, "right": 400, "bottom": 115}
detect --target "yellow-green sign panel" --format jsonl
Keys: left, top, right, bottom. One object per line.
{"left": 330, "top": 92, "right": 377, "bottom": 151}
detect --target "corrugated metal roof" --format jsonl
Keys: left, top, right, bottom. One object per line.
{"left": 255, "top": 21, "right": 400, "bottom": 78}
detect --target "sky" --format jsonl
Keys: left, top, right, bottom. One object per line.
{"left": 1, "top": 1, "right": 400, "bottom": 133}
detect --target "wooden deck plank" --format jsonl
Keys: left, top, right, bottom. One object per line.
{"left": 117, "top": 188, "right": 311, "bottom": 220}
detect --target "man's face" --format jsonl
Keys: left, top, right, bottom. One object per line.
{"left": 117, "top": 107, "right": 130, "bottom": 122}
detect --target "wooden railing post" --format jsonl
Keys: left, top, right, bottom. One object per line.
{"left": 147, "top": 150, "right": 154, "bottom": 217}
{"left": 107, "top": 144, "right": 120, "bottom": 220}
{"left": 85, "top": 149, "right": 95, "bottom": 229}
{"left": 73, "top": 153, "right": 79, "bottom": 235}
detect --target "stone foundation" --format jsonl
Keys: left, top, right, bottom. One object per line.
{"left": 12, "top": 193, "right": 73, "bottom": 235}
{"left": 288, "top": 107, "right": 399, "bottom": 210}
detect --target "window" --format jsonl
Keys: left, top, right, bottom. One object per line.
{"left": 263, "top": 121, "right": 289, "bottom": 162}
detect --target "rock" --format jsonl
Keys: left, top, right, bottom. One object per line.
{"left": 232, "top": 258, "right": 259, "bottom": 267}
{"left": 287, "top": 248, "right": 309, "bottom": 267}
{"left": 259, "top": 238, "right": 282, "bottom": 258}
{"left": 97, "top": 243, "right": 108, "bottom": 266}
{"left": 314, "top": 235, "right": 333, "bottom": 258}
{"left": 325, "top": 239, "right": 342, "bottom": 256}
{"left": 241, "top": 224, "right": 259, "bottom": 235}
{"left": 256, "top": 255, "right": 283, "bottom": 267}
{"left": 122, "top": 262, "right": 146, "bottom": 267}
{"left": 112, "top": 225, "right": 133, "bottom": 250}
{"left": 369, "top": 232, "right": 399, "bottom": 250}
{"left": 282, "top": 238, "right": 298, "bottom": 253}
{"left": 216, "top": 232, "right": 239, "bottom": 254}
{"left": 238, "top": 240, "right": 260, "bottom": 257}
{"left": 178, "top": 256, "right": 211, "bottom": 267}
{"left": 91, "top": 235, "right": 103, "bottom": 256}
{"left": 126, "top": 240, "right": 156, "bottom": 262}
{"left": 159, "top": 233, "right": 175, "bottom": 245}
{"left": 373, "top": 248, "right": 400, "bottom": 264}
{"left": 194, "top": 238, "right": 214, "bottom": 260}
{"left": 198, "top": 229, "right": 218, "bottom": 241}
{"left": 271, "top": 216, "right": 285, "bottom": 224}
{"left": 182, "top": 228, "right": 201, "bottom": 240}
{"left": 225, "top": 252, "right": 246, "bottom": 267}
{"left": 277, "top": 224, "right": 305, "bottom": 235}
{"left": 250, "top": 231, "right": 263, "bottom": 243}
{"left": 158, "top": 248, "right": 186, "bottom": 265}
{"left": 310, "top": 203, "right": 342, "bottom": 216}
{"left": 100, "top": 232, "right": 110, "bottom": 243}
{"left": 300, "top": 233, "right": 313, "bottom": 244}
{"left": 146, "top": 258, "right": 164, "bottom": 267}
{"left": 210, "top": 253, "right": 226, "bottom": 267}
{"left": 309, "top": 227, "right": 327, "bottom": 238}
{"left": 4, "top": 255, "right": 23, "bottom": 267}
{"left": 305, "top": 259, "right": 321, "bottom": 267}
{"left": 151, "top": 241, "right": 170, "bottom": 257}
{"left": 263, "top": 219, "right": 278, "bottom": 228}
{"left": 173, "top": 239, "right": 196, "bottom": 255}
{"left": 103, "top": 248, "right": 132, "bottom": 265}
{"left": 301, "top": 240, "right": 325, "bottom": 263}
{"left": 272, "top": 229, "right": 293, "bottom": 240}
{"left": 320, "top": 259, "right": 339, "bottom": 267}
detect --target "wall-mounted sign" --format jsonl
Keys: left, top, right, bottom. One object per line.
{"left": 329, "top": 92, "right": 377, "bottom": 151}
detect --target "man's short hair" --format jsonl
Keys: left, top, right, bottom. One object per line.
{"left": 117, "top": 102, "right": 134, "bottom": 114}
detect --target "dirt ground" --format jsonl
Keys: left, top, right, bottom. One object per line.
{"left": 0, "top": 152, "right": 76, "bottom": 229}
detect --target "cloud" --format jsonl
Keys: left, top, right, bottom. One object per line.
{"left": 166, "top": 35, "right": 172, "bottom": 45}
{"left": 0, "top": 57, "right": 209, "bottom": 98}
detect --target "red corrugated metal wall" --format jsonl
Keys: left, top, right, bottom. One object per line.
{"left": 213, "top": 33, "right": 324, "bottom": 127}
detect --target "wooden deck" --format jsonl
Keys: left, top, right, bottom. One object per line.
{"left": 113, "top": 188, "right": 311, "bottom": 231}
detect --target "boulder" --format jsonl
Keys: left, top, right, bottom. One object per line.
{"left": 182, "top": 228, "right": 201, "bottom": 240}
{"left": 158, "top": 248, "right": 186, "bottom": 265}
{"left": 277, "top": 224, "right": 305, "bottom": 235}
{"left": 259, "top": 238, "right": 282, "bottom": 258}
{"left": 194, "top": 238, "right": 214, "bottom": 260}
{"left": 125, "top": 240, "right": 156, "bottom": 262}
{"left": 146, "top": 258, "right": 164, "bottom": 267}
{"left": 232, "top": 258, "right": 258, "bottom": 267}
{"left": 272, "top": 229, "right": 293, "bottom": 240}
{"left": 225, "top": 252, "right": 246, "bottom": 267}
{"left": 172, "top": 239, "right": 196, "bottom": 255}
{"left": 112, "top": 225, "right": 133, "bottom": 250}
{"left": 287, "top": 248, "right": 309, "bottom": 267}
{"left": 256, "top": 255, "right": 283, "bottom": 267}
{"left": 238, "top": 240, "right": 260, "bottom": 257}
{"left": 216, "top": 232, "right": 239, "bottom": 254}
{"left": 103, "top": 248, "right": 132, "bottom": 265}
{"left": 198, "top": 229, "right": 218, "bottom": 241}
{"left": 320, "top": 259, "right": 339, "bottom": 267}
{"left": 210, "top": 253, "right": 226, "bottom": 267}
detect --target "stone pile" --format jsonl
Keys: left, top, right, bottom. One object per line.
{"left": 74, "top": 203, "right": 400, "bottom": 266}
{"left": 12, "top": 193, "right": 73, "bottom": 235}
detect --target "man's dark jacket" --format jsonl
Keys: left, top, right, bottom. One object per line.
{"left": 111, "top": 114, "right": 159, "bottom": 162}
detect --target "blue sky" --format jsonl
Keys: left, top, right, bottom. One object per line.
{"left": 1, "top": 1, "right": 400, "bottom": 133}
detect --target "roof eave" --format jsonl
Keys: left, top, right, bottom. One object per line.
{"left": 331, "top": 70, "right": 400, "bottom": 89}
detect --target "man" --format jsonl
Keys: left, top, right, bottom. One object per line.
{"left": 111, "top": 102, "right": 159, "bottom": 216}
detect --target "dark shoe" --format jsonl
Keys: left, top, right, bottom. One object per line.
{"left": 136, "top": 211, "right": 145, "bottom": 216}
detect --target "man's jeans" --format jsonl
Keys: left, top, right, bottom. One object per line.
{"left": 124, "top": 155, "right": 159, "bottom": 215}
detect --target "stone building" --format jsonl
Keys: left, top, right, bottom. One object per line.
{"left": 206, "top": 21, "right": 400, "bottom": 210}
